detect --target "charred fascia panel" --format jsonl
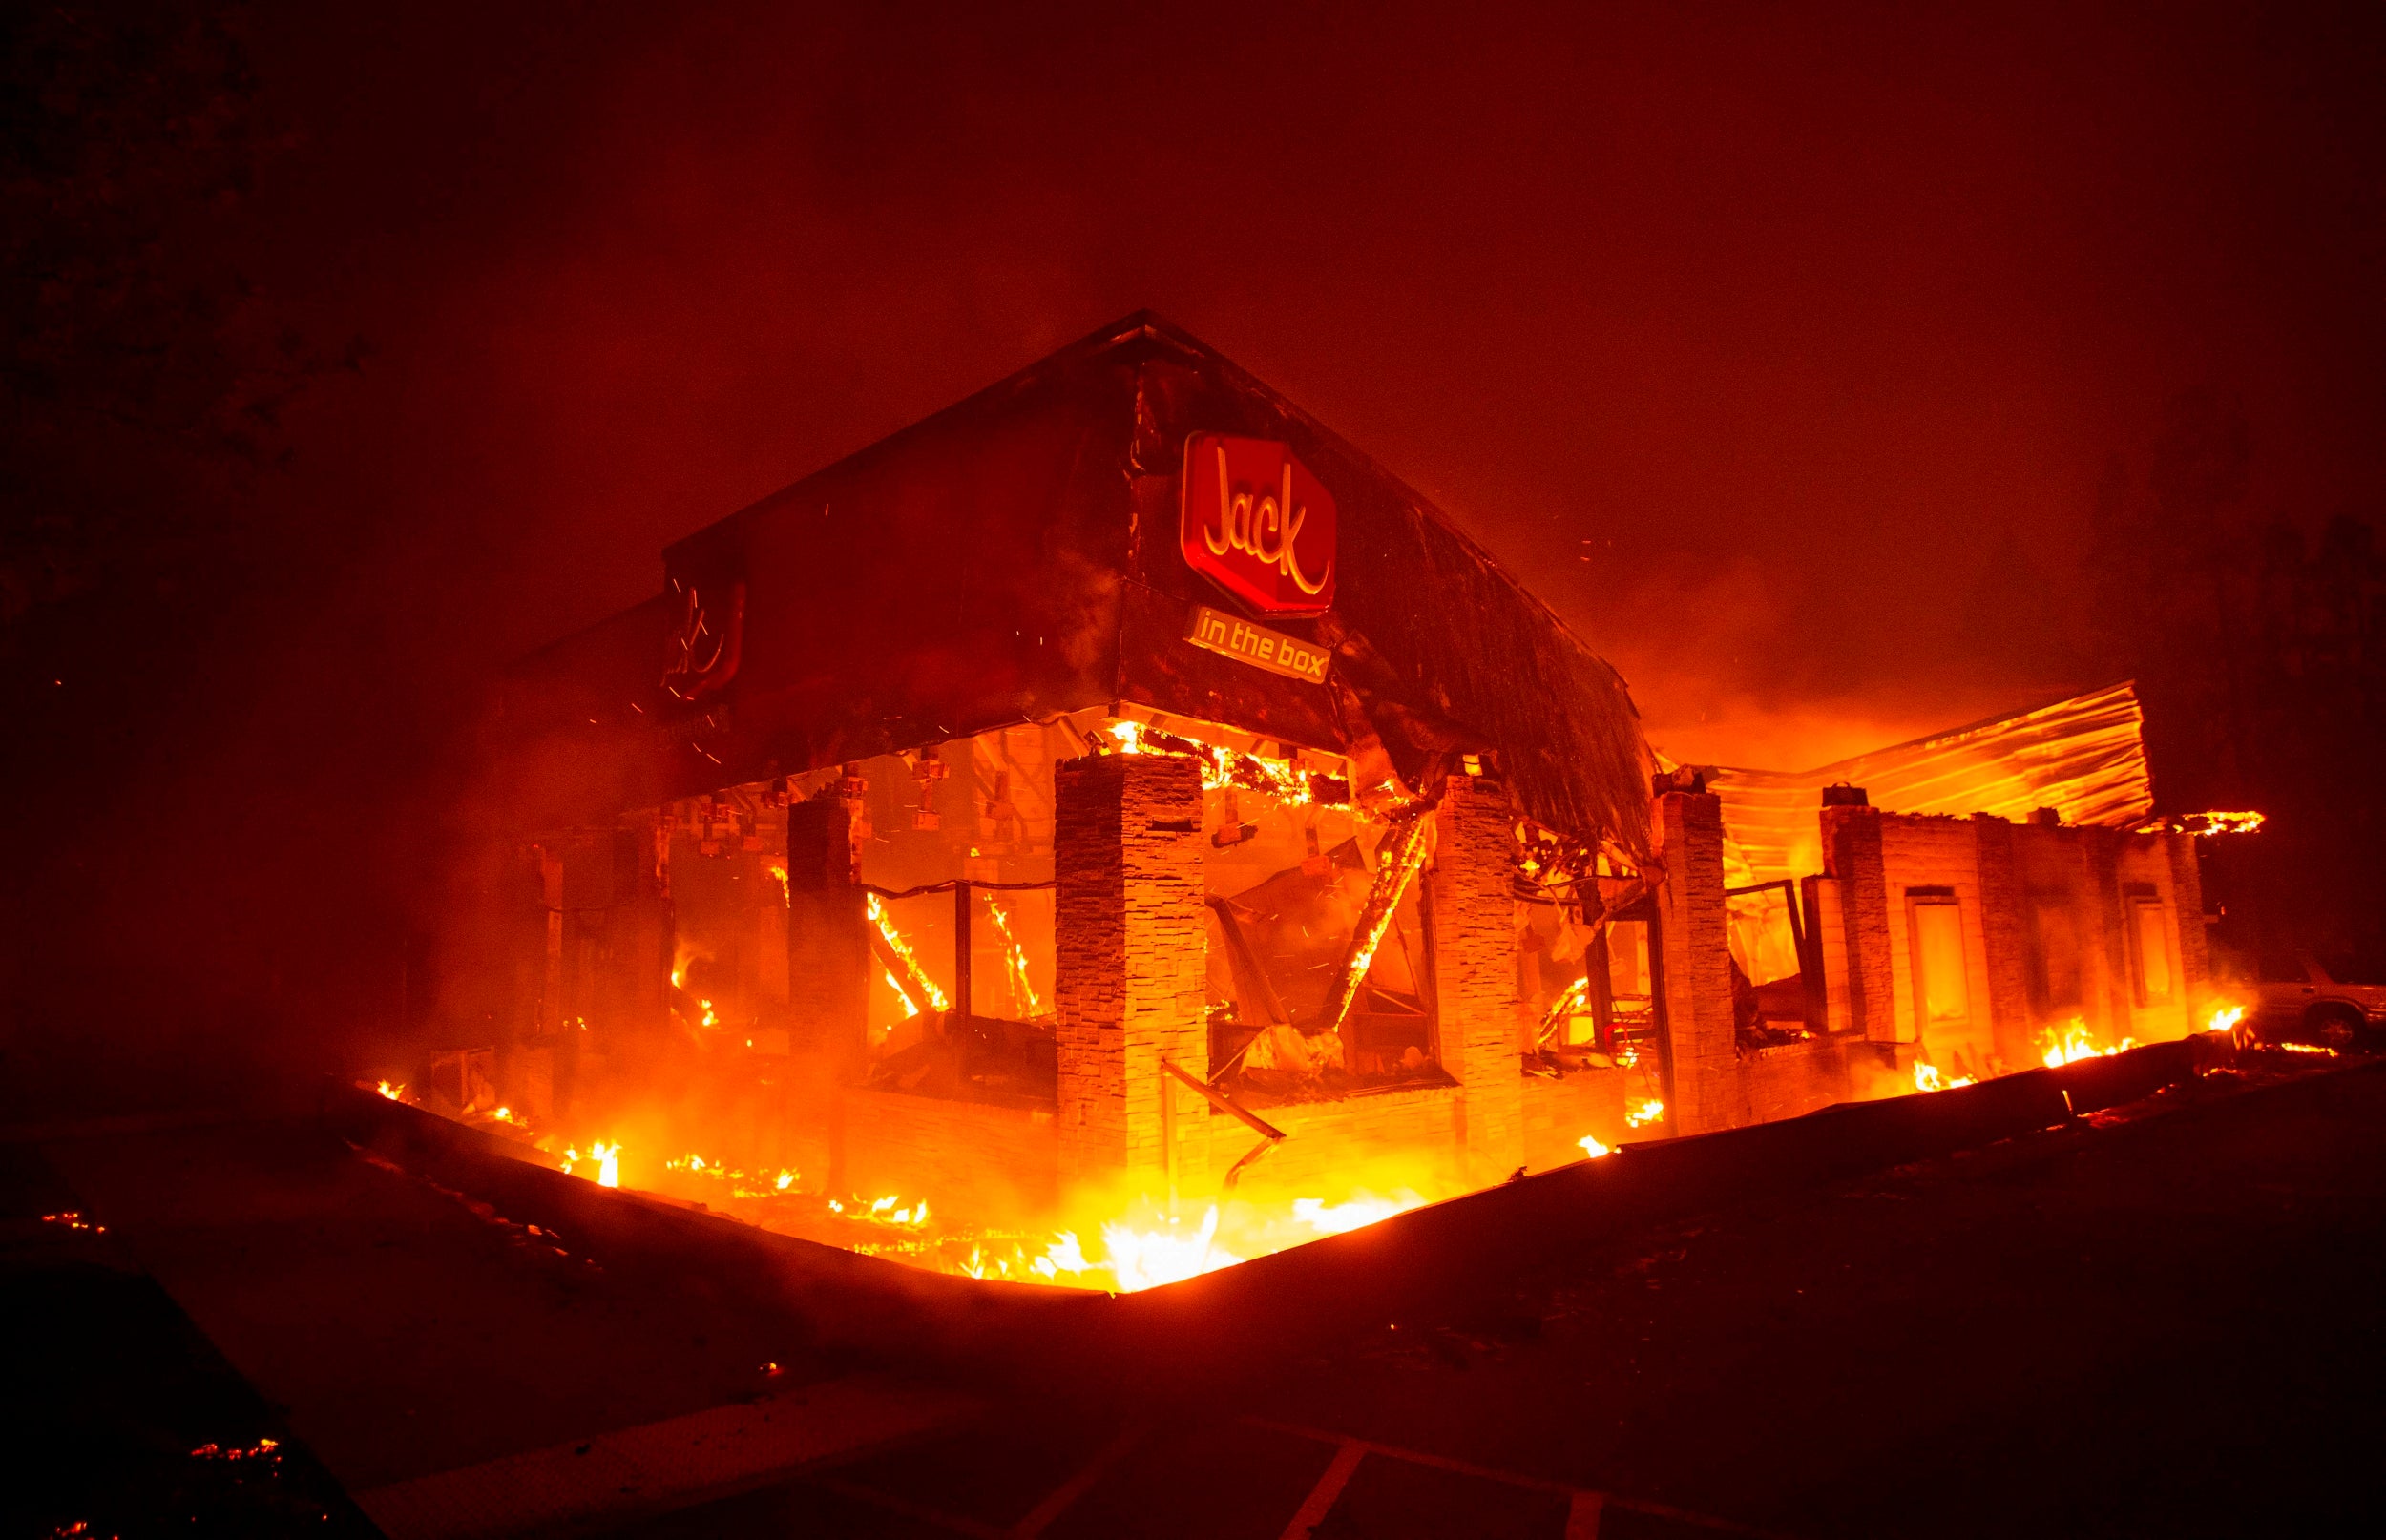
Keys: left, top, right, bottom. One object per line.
{"left": 498, "top": 313, "right": 1653, "bottom": 855}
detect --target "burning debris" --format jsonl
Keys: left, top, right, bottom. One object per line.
{"left": 2171, "top": 810, "right": 2268, "bottom": 837}
{"left": 1912, "top": 1062, "right": 1976, "bottom": 1093}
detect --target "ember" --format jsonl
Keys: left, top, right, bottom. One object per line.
{"left": 40, "top": 1211, "right": 105, "bottom": 1234}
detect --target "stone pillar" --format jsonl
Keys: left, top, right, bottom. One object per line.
{"left": 1972, "top": 814, "right": 2034, "bottom": 1070}
{"left": 785, "top": 787, "right": 869, "bottom": 1068}
{"left": 1821, "top": 803, "right": 1898, "bottom": 1043}
{"left": 1654, "top": 789, "right": 1739, "bottom": 1135}
{"left": 1053, "top": 752, "right": 1206, "bottom": 1191}
{"left": 1425, "top": 773, "right": 1524, "bottom": 1177}
{"left": 2166, "top": 832, "right": 2212, "bottom": 1020}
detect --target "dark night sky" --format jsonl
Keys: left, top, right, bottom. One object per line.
{"left": 224, "top": 1, "right": 2386, "bottom": 773}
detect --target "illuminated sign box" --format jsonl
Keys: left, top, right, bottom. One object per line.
{"left": 1183, "top": 603, "right": 1329, "bottom": 685}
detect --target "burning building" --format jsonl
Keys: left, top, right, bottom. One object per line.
{"left": 467, "top": 313, "right": 2218, "bottom": 1276}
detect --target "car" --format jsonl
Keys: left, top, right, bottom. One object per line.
{"left": 2239, "top": 946, "right": 2386, "bottom": 1050}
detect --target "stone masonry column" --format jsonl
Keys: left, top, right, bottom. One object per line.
{"left": 1820, "top": 801, "right": 1898, "bottom": 1043}
{"left": 1654, "top": 788, "right": 1740, "bottom": 1135}
{"left": 1054, "top": 752, "right": 1206, "bottom": 1192}
{"left": 785, "top": 787, "right": 869, "bottom": 1068}
{"left": 1426, "top": 773, "right": 1524, "bottom": 1179}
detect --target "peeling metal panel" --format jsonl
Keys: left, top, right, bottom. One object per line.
{"left": 1707, "top": 681, "right": 2158, "bottom": 886}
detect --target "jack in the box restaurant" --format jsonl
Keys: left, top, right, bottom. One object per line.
{"left": 466, "top": 312, "right": 2214, "bottom": 1287}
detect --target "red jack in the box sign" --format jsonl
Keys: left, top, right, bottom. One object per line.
{"left": 1180, "top": 433, "right": 1337, "bottom": 615}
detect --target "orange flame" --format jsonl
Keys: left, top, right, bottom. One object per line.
{"left": 562, "top": 1142, "right": 621, "bottom": 1187}
{"left": 1578, "top": 1134, "right": 1613, "bottom": 1158}
{"left": 2174, "top": 811, "right": 2266, "bottom": 837}
{"left": 1913, "top": 1062, "right": 1977, "bottom": 1093}
{"left": 867, "top": 893, "right": 950, "bottom": 1013}
{"left": 1625, "top": 1097, "right": 1665, "bottom": 1128}
{"left": 981, "top": 895, "right": 1045, "bottom": 1019}
{"left": 2041, "top": 1018, "right": 2136, "bottom": 1068}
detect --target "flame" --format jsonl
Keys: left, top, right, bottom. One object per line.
{"left": 562, "top": 1142, "right": 622, "bottom": 1187}
{"left": 881, "top": 966, "right": 922, "bottom": 1021}
{"left": 375, "top": 1080, "right": 408, "bottom": 1102}
{"left": 1578, "top": 1134, "right": 1613, "bottom": 1158}
{"left": 982, "top": 895, "right": 1045, "bottom": 1018}
{"left": 867, "top": 893, "right": 950, "bottom": 1013}
{"left": 764, "top": 860, "right": 789, "bottom": 904}
{"left": 2174, "top": 811, "right": 2266, "bottom": 837}
{"left": 1106, "top": 717, "right": 1313, "bottom": 802}
{"left": 2206, "top": 1004, "right": 2246, "bottom": 1034}
{"left": 1625, "top": 1097, "right": 1665, "bottom": 1128}
{"left": 1913, "top": 1062, "right": 1977, "bottom": 1093}
{"left": 1320, "top": 814, "right": 1434, "bottom": 1035}
{"left": 2040, "top": 1018, "right": 2136, "bottom": 1068}
{"left": 699, "top": 999, "right": 719, "bottom": 1029}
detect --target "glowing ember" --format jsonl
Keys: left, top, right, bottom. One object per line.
{"left": 982, "top": 894, "right": 1046, "bottom": 1018}
{"left": 2041, "top": 1018, "right": 2136, "bottom": 1068}
{"left": 1625, "top": 1097, "right": 1665, "bottom": 1128}
{"left": 41, "top": 1210, "right": 105, "bottom": 1234}
{"left": 1107, "top": 717, "right": 1315, "bottom": 802}
{"left": 1578, "top": 1134, "right": 1613, "bottom": 1158}
{"left": 2277, "top": 1041, "right": 2335, "bottom": 1055}
{"left": 1913, "top": 1062, "right": 1976, "bottom": 1093}
{"left": 1319, "top": 813, "right": 1434, "bottom": 1035}
{"left": 867, "top": 892, "right": 950, "bottom": 1013}
{"left": 189, "top": 1437, "right": 280, "bottom": 1463}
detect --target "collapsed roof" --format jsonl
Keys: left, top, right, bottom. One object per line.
{"left": 494, "top": 313, "right": 1654, "bottom": 854}
{"left": 1703, "top": 680, "right": 2158, "bottom": 886}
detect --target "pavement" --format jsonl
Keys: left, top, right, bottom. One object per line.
{"left": 9, "top": 1053, "right": 2386, "bottom": 1538}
